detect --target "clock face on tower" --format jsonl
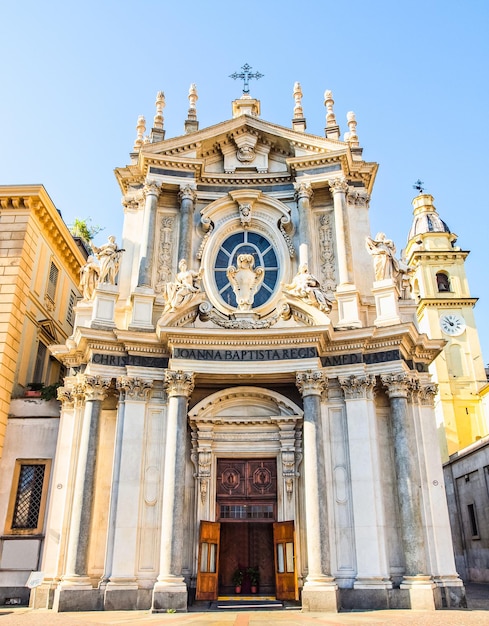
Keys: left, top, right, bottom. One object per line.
{"left": 439, "top": 313, "right": 466, "bottom": 336}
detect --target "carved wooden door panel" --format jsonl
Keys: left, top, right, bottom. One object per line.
{"left": 273, "top": 520, "right": 298, "bottom": 601}
{"left": 196, "top": 521, "right": 220, "bottom": 600}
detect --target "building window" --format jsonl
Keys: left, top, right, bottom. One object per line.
{"left": 214, "top": 231, "right": 279, "bottom": 308}
{"left": 46, "top": 262, "right": 59, "bottom": 301}
{"left": 436, "top": 272, "right": 450, "bottom": 292}
{"left": 32, "top": 341, "right": 48, "bottom": 384}
{"left": 5, "top": 460, "right": 51, "bottom": 535}
{"left": 66, "top": 290, "right": 77, "bottom": 326}
{"left": 467, "top": 503, "right": 479, "bottom": 539}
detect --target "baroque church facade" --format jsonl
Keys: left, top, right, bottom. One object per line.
{"left": 32, "top": 80, "right": 476, "bottom": 613}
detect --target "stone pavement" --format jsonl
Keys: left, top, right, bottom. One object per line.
{"left": 0, "top": 584, "right": 487, "bottom": 626}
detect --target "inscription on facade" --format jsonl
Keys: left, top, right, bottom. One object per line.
{"left": 321, "top": 350, "right": 401, "bottom": 367}
{"left": 173, "top": 347, "right": 318, "bottom": 361}
{"left": 91, "top": 353, "right": 168, "bottom": 368}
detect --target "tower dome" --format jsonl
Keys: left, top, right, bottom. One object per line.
{"left": 408, "top": 193, "right": 451, "bottom": 241}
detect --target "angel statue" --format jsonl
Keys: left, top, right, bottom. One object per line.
{"left": 284, "top": 263, "right": 332, "bottom": 313}
{"left": 226, "top": 254, "right": 264, "bottom": 311}
{"left": 164, "top": 259, "right": 203, "bottom": 312}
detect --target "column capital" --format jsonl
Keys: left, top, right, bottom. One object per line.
{"left": 328, "top": 176, "right": 349, "bottom": 195}
{"left": 116, "top": 376, "right": 153, "bottom": 401}
{"left": 178, "top": 184, "right": 197, "bottom": 204}
{"left": 57, "top": 386, "right": 75, "bottom": 407}
{"left": 143, "top": 180, "right": 161, "bottom": 198}
{"left": 419, "top": 383, "right": 438, "bottom": 406}
{"left": 164, "top": 370, "right": 195, "bottom": 398}
{"left": 294, "top": 180, "right": 313, "bottom": 201}
{"left": 296, "top": 370, "right": 327, "bottom": 397}
{"left": 381, "top": 372, "right": 414, "bottom": 399}
{"left": 339, "top": 374, "right": 376, "bottom": 400}
{"left": 80, "top": 375, "right": 112, "bottom": 401}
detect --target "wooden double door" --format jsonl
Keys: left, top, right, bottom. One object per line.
{"left": 196, "top": 519, "right": 298, "bottom": 601}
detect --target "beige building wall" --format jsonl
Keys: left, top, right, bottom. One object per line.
{"left": 0, "top": 185, "right": 86, "bottom": 458}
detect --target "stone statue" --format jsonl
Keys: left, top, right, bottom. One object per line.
{"left": 164, "top": 259, "right": 203, "bottom": 312}
{"left": 366, "top": 232, "right": 399, "bottom": 281}
{"left": 226, "top": 254, "right": 264, "bottom": 311}
{"left": 79, "top": 255, "right": 100, "bottom": 301}
{"left": 92, "top": 235, "right": 124, "bottom": 285}
{"left": 284, "top": 264, "right": 332, "bottom": 313}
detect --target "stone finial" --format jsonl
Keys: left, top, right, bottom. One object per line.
{"left": 133, "top": 115, "right": 146, "bottom": 151}
{"left": 324, "top": 90, "right": 339, "bottom": 139}
{"left": 185, "top": 83, "right": 199, "bottom": 133}
{"left": 293, "top": 82, "right": 304, "bottom": 118}
{"left": 188, "top": 84, "right": 198, "bottom": 117}
{"left": 153, "top": 91, "right": 165, "bottom": 130}
{"left": 345, "top": 111, "right": 359, "bottom": 147}
{"left": 292, "top": 82, "right": 306, "bottom": 132}
{"left": 324, "top": 90, "right": 336, "bottom": 125}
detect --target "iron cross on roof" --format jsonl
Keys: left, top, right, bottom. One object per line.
{"left": 229, "top": 63, "right": 264, "bottom": 95}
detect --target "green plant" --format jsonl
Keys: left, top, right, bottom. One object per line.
{"left": 40, "top": 382, "right": 62, "bottom": 401}
{"left": 232, "top": 568, "right": 244, "bottom": 586}
{"left": 69, "top": 218, "right": 104, "bottom": 252}
{"left": 247, "top": 566, "right": 259, "bottom": 586}
{"left": 166, "top": 608, "right": 176, "bottom": 613}
{"left": 27, "top": 382, "right": 44, "bottom": 391}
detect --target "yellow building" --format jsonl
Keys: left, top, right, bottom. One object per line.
{"left": 0, "top": 185, "right": 86, "bottom": 458}
{"left": 405, "top": 193, "right": 488, "bottom": 461}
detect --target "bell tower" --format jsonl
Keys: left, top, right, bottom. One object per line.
{"left": 405, "top": 193, "right": 488, "bottom": 460}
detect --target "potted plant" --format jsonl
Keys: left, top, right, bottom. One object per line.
{"left": 25, "top": 383, "right": 43, "bottom": 397}
{"left": 247, "top": 566, "right": 259, "bottom": 593}
{"left": 232, "top": 568, "right": 244, "bottom": 594}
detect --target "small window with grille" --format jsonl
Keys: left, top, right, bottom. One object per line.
{"left": 5, "top": 460, "right": 51, "bottom": 535}
{"left": 46, "top": 262, "right": 59, "bottom": 302}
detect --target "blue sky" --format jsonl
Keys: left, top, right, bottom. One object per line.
{"left": 1, "top": 0, "right": 488, "bottom": 367}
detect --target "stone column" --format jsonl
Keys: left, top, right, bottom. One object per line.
{"left": 381, "top": 373, "right": 435, "bottom": 610}
{"left": 177, "top": 185, "right": 197, "bottom": 264}
{"left": 296, "top": 371, "right": 339, "bottom": 612}
{"left": 328, "top": 177, "right": 350, "bottom": 285}
{"left": 104, "top": 377, "right": 153, "bottom": 611}
{"left": 339, "top": 375, "right": 392, "bottom": 603}
{"left": 152, "top": 370, "right": 194, "bottom": 612}
{"left": 138, "top": 181, "right": 160, "bottom": 288}
{"left": 328, "top": 177, "right": 361, "bottom": 328}
{"left": 416, "top": 382, "right": 465, "bottom": 608}
{"left": 294, "top": 181, "right": 313, "bottom": 266}
{"left": 54, "top": 376, "right": 111, "bottom": 611}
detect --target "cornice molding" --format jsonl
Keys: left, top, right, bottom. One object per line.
{"left": 0, "top": 185, "right": 86, "bottom": 284}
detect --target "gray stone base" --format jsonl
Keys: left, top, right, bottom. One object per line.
{"left": 52, "top": 588, "right": 102, "bottom": 612}
{"left": 104, "top": 588, "right": 138, "bottom": 611}
{"left": 340, "top": 587, "right": 410, "bottom": 610}
{"left": 301, "top": 587, "right": 339, "bottom": 612}
{"left": 435, "top": 584, "right": 467, "bottom": 608}
{"left": 152, "top": 588, "right": 188, "bottom": 612}
{"left": 0, "top": 586, "right": 30, "bottom": 607}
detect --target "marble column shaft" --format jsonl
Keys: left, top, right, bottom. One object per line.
{"left": 138, "top": 182, "right": 160, "bottom": 287}
{"left": 294, "top": 182, "right": 313, "bottom": 265}
{"left": 157, "top": 371, "right": 194, "bottom": 581}
{"left": 296, "top": 371, "right": 331, "bottom": 582}
{"left": 383, "top": 374, "right": 426, "bottom": 576}
{"left": 177, "top": 186, "right": 196, "bottom": 264}
{"left": 64, "top": 377, "right": 109, "bottom": 578}
{"left": 328, "top": 178, "right": 350, "bottom": 284}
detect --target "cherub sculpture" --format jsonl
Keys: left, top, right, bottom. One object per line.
{"left": 284, "top": 264, "right": 332, "bottom": 313}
